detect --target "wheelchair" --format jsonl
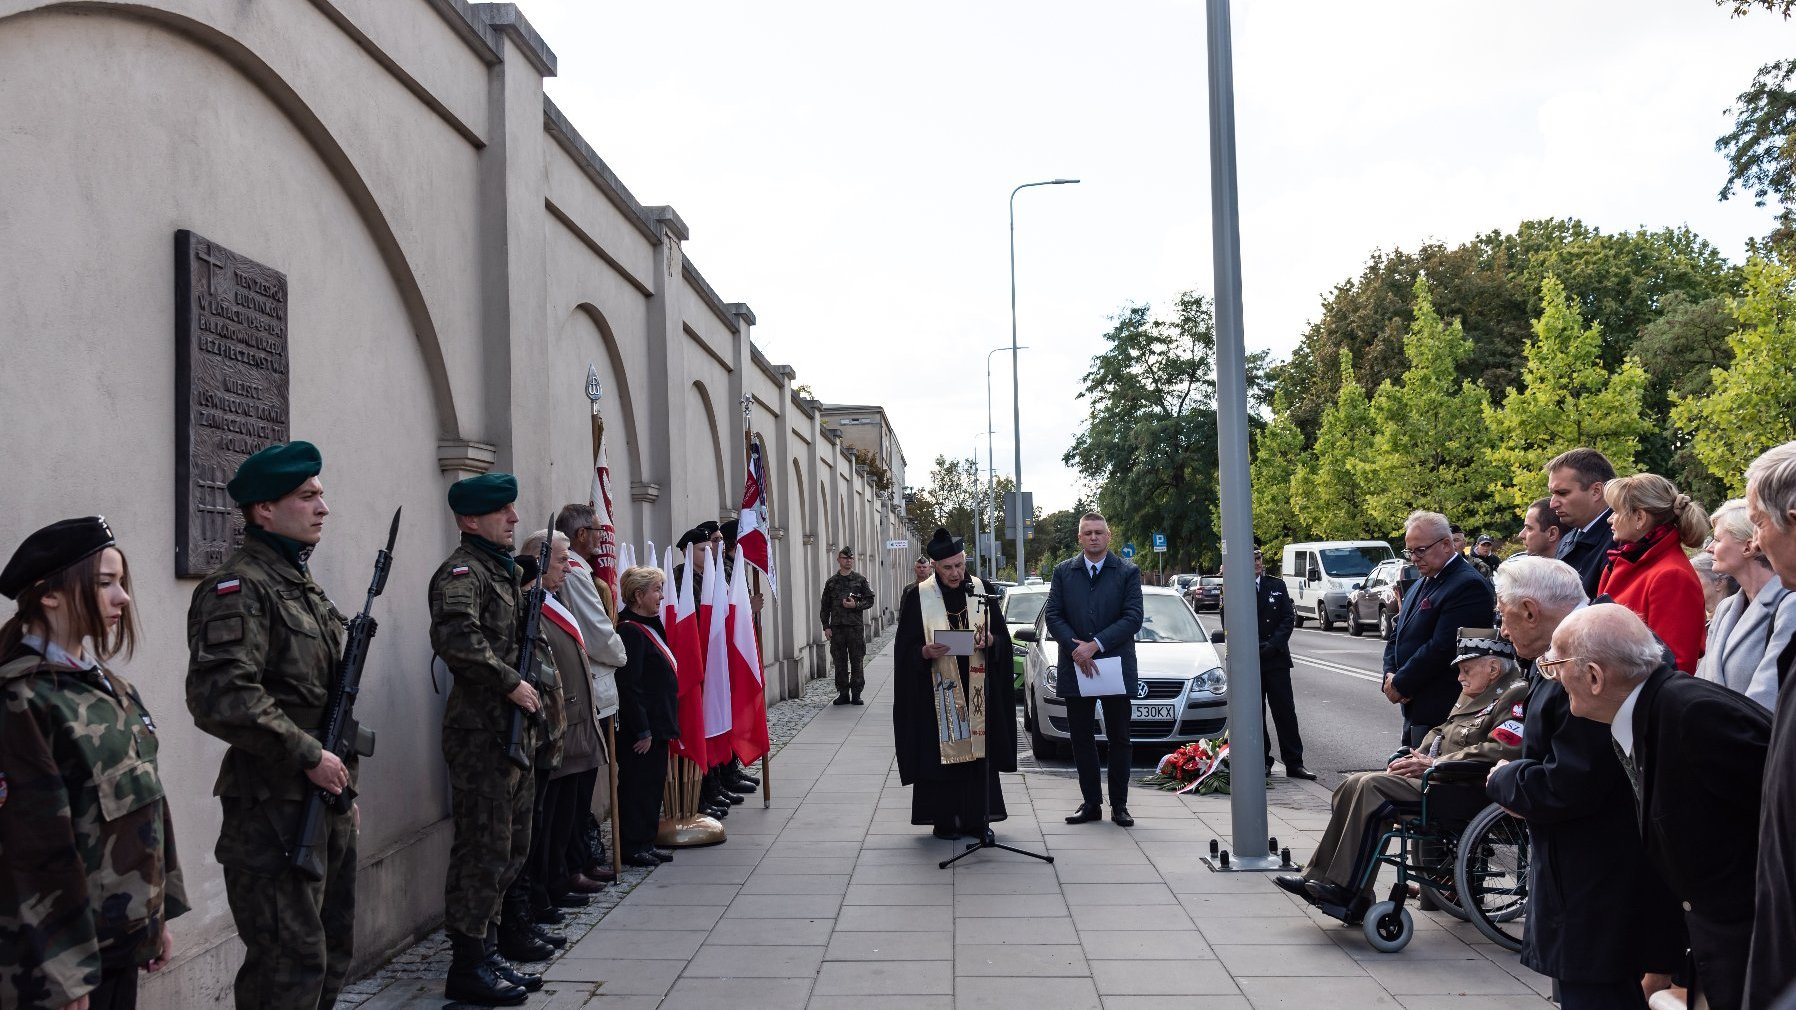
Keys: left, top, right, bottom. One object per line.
{"left": 1307, "top": 758, "right": 1530, "bottom": 953}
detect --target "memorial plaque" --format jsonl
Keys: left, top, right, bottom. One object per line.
{"left": 174, "top": 230, "right": 290, "bottom": 577}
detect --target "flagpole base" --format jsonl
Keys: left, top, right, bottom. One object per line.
{"left": 656, "top": 815, "right": 726, "bottom": 847}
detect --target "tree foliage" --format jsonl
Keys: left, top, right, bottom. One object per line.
{"left": 1291, "top": 351, "right": 1376, "bottom": 540}
{"left": 1718, "top": 0, "right": 1796, "bottom": 16}
{"left": 904, "top": 454, "right": 1014, "bottom": 555}
{"left": 1486, "top": 277, "right": 1652, "bottom": 510}
{"left": 1250, "top": 388, "right": 1308, "bottom": 560}
{"left": 1718, "top": 59, "right": 1796, "bottom": 250}
{"left": 1671, "top": 254, "right": 1796, "bottom": 496}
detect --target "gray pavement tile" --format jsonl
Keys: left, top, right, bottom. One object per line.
{"left": 649, "top": 863, "right": 756, "bottom": 884}
{"left": 954, "top": 975, "right": 1102, "bottom": 1010}
{"left": 824, "top": 930, "right": 954, "bottom": 961}
{"left": 1062, "top": 883, "right": 1178, "bottom": 906}
{"left": 855, "top": 845, "right": 953, "bottom": 864}
{"left": 1328, "top": 924, "right": 1483, "bottom": 961}
{"left": 954, "top": 915, "right": 1078, "bottom": 945}
{"left": 1394, "top": 996, "right": 1557, "bottom": 1010}
{"left": 807, "top": 997, "right": 952, "bottom": 1010}
{"left": 836, "top": 904, "right": 955, "bottom": 931}
{"left": 565, "top": 927, "right": 708, "bottom": 960}
{"left": 845, "top": 882, "right": 955, "bottom": 905}
{"left": 1097, "top": 998, "right": 1252, "bottom": 1010}
{"left": 1360, "top": 959, "right": 1535, "bottom": 996}
{"left": 1046, "top": 848, "right": 1153, "bottom": 868}
{"left": 849, "top": 863, "right": 947, "bottom": 885}
{"left": 1480, "top": 952, "right": 1556, "bottom": 998}
{"left": 809, "top": 774, "right": 891, "bottom": 793}
{"left": 1236, "top": 976, "right": 1404, "bottom": 1009}
{"left": 812, "top": 959, "right": 954, "bottom": 995}
{"left": 1178, "top": 891, "right": 1313, "bottom": 919}
{"left": 767, "top": 840, "right": 867, "bottom": 859}
{"left": 579, "top": 997, "right": 666, "bottom": 1010}
{"left": 741, "top": 872, "right": 851, "bottom": 895}
{"left": 1078, "top": 929, "right": 1215, "bottom": 961}
{"left": 953, "top": 892, "right": 1070, "bottom": 917}
{"left": 955, "top": 943, "right": 1090, "bottom": 977}
{"left": 706, "top": 916, "right": 837, "bottom": 945}
{"left": 1090, "top": 960, "right": 1241, "bottom": 995}
{"left": 594, "top": 905, "right": 728, "bottom": 931}
{"left": 756, "top": 855, "right": 858, "bottom": 875}
{"left": 1195, "top": 915, "right": 1337, "bottom": 946}
{"left": 953, "top": 872, "right": 1064, "bottom": 895}
{"left": 1053, "top": 863, "right": 1171, "bottom": 884}
{"left": 539, "top": 957, "right": 683, "bottom": 994}
{"left": 1069, "top": 904, "right": 1196, "bottom": 931}
{"left": 684, "top": 943, "right": 827, "bottom": 978}
{"left": 1212, "top": 943, "right": 1369, "bottom": 978}
{"left": 622, "top": 882, "right": 743, "bottom": 905}
{"left": 659, "top": 977, "right": 815, "bottom": 1010}
{"left": 1159, "top": 871, "right": 1300, "bottom": 895}
{"left": 725, "top": 893, "right": 846, "bottom": 919}
{"left": 674, "top": 844, "right": 779, "bottom": 865}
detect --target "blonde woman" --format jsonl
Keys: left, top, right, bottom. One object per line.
{"left": 1697, "top": 499, "right": 1794, "bottom": 710}
{"left": 1597, "top": 474, "right": 1709, "bottom": 673}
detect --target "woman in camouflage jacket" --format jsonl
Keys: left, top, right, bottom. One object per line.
{"left": 0, "top": 518, "right": 186, "bottom": 1010}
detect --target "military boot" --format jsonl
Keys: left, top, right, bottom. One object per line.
{"left": 487, "top": 925, "right": 545, "bottom": 991}
{"left": 851, "top": 688, "right": 863, "bottom": 705}
{"left": 833, "top": 690, "right": 851, "bottom": 705}
{"left": 497, "top": 903, "right": 556, "bottom": 962}
{"left": 444, "top": 930, "right": 526, "bottom": 1006}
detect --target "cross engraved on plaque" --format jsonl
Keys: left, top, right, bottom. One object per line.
{"left": 174, "top": 230, "right": 290, "bottom": 577}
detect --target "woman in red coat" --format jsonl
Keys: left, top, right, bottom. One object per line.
{"left": 1597, "top": 473, "right": 1711, "bottom": 673}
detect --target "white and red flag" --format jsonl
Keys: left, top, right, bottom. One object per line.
{"left": 728, "top": 548, "right": 770, "bottom": 764}
{"left": 701, "top": 546, "right": 735, "bottom": 768}
{"left": 663, "top": 546, "right": 708, "bottom": 759}
{"left": 590, "top": 440, "right": 620, "bottom": 601}
{"left": 735, "top": 440, "right": 778, "bottom": 597}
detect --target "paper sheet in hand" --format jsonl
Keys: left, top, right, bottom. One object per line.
{"left": 1078, "top": 656, "right": 1127, "bottom": 696}
{"left": 932, "top": 629, "right": 976, "bottom": 656}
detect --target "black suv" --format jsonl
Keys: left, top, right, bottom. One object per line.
{"left": 1346, "top": 560, "right": 1419, "bottom": 639}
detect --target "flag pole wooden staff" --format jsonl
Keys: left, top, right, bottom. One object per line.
{"left": 587, "top": 364, "right": 624, "bottom": 878}
{"left": 743, "top": 395, "right": 771, "bottom": 809}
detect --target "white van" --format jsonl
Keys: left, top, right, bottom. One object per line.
{"left": 1280, "top": 541, "right": 1397, "bottom": 631}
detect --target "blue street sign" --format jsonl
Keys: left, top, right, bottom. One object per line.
{"left": 1152, "top": 532, "right": 1168, "bottom": 552}
{"left": 1121, "top": 543, "right": 1136, "bottom": 559}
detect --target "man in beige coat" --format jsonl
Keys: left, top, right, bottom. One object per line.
{"left": 553, "top": 505, "right": 628, "bottom": 880}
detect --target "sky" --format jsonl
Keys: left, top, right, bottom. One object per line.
{"left": 521, "top": 1, "right": 1790, "bottom": 514}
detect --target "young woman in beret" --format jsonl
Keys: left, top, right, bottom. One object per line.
{"left": 0, "top": 517, "right": 186, "bottom": 1010}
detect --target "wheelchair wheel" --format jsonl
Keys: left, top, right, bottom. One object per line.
{"left": 1363, "top": 900, "right": 1414, "bottom": 953}
{"left": 1455, "top": 803, "right": 1529, "bottom": 951}
{"left": 1417, "top": 879, "right": 1468, "bottom": 922}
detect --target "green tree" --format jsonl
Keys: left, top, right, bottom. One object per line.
{"left": 1719, "top": 58, "right": 1796, "bottom": 249}
{"left": 1364, "top": 279, "right": 1503, "bottom": 534}
{"left": 1631, "top": 292, "right": 1739, "bottom": 502}
{"left": 1250, "top": 389, "right": 1310, "bottom": 559}
{"left": 1064, "top": 293, "right": 1269, "bottom": 573}
{"left": 904, "top": 455, "right": 1014, "bottom": 552}
{"left": 1028, "top": 507, "right": 1085, "bottom": 573}
{"left": 1486, "top": 276, "right": 1652, "bottom": 510}
{"left": 1290, "top": 351, "right": 1375, "bottom": 539}
{"left": 1671, "top": 254, "right": 1796, "bottom": 496}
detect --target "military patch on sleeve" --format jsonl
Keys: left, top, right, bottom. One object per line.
{"left": 451, "top": 566, "right": 470, "bottom": 576}
{"left": 204, "top": 615, "right": 245, "bottom": 646}
{"left": 1490, "top": 719, "right": 1524, "bottom": 747}
{"left": 1511, "top": 703, "right": 1525, "bottom": 718}
{"left": 216, "top": 578, "right": 242, "bottom": 595}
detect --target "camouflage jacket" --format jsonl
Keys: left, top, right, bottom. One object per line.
{"left": 1416, "top": 670, "right": 1531, "bottom": 765}
{"left": 430, "top": 537, "right": 523, "bottom": 733}
{"left": 0, "top": 649, "right": 189, "bottom": 1007}
{"left": 185, "top": 535, "right": 349, "bottom": 800}
{"left": 820, "top": 572, "right": 875, "bottom": 628}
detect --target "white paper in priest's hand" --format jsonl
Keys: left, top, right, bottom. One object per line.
{"left": 932, "top": 629, "right": 976, "bottom": 656}
{"left": 1078, "top": 656, "right": 1127, "bottom": 696}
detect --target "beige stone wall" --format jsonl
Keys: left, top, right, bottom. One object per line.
{"left": 0, "top": 0, "right": 906, "bottom": 1003}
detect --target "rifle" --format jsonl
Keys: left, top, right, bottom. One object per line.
{"left": 291, "top": 507, "right": 400, "bottom": 881}
{"left": 505, "top": 514, "right": 557, "bottom": 770}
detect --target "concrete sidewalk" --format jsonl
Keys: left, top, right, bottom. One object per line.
{"left": 351, "top": 640, "right": 1558, "bottom": 1009}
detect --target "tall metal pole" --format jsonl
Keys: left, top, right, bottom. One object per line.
{"left": 1009, "top": 179, "right": 1078, "bottom": 583}
{"left": 986, "top": 345, "right": 1025, "bottom": 581}
{"left": 972, "top": 432, "right": 985, "bottom": 580}
{"left": 1205, "top": 0, "right": 1275, "bottom": 871}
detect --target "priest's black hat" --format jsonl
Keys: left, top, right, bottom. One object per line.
{"left": 1, "top": 516, "right": 116, "bottom": 599}
{"left": 926, "top": 526, "right": 964, "bottom": 560}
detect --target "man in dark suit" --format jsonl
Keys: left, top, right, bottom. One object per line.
{"left": 1383, "top": 511, "right": 1496, "bottom": 747}
{"left": 1547, "top": 447, "right": 1617, "bottom": 599}
{"left": 1252, "top": 548, "right": 1313, "bottom": 779}
{"left": 1552, "top": 603, "right": 1771, "bottom": 1010}
{"left": 1487, "top": 558, "right": 1686, "bottom": 1010}
{"left": 1044, "top": 510, "right": 1145, "bottom": 827}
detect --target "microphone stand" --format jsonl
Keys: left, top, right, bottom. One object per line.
{"left": 940, "top": 588, "right": 1054, "bottom": 869}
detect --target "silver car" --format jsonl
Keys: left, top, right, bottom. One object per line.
{"left": 1018, "top": 586, "right": 1229, "bottom": 760}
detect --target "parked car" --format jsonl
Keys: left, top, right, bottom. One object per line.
{"left": 999, "top": 584, "right": 1051, "bottom": 694}
{"left": 1281, "top": 540, "right": 1396, "bottom": 631}
{"left": 1186, "top": 574, "right": 1223, "bottom": 611}
{"left": 1171, "top": 573, "right": 1201, "bottom": 595}
{"left": 1018, "top": 586, "right": 1229, "bottom": 759}
{"left": 1345, "top": 560, "right": 1420, "bottom": 639}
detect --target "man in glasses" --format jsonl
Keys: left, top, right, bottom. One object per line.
{"left": 1485, "top": 558, "right": 1684, "bottom": 1010}
{"left": 1381, "top": 510, "right": 1495, "bottom": 747}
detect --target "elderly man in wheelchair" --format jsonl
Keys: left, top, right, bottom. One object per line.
{"left": 1274, "top": 629, "right": 1528, "bottom": 942}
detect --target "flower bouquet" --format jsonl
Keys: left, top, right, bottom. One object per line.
{"left": 1141, "top": 735, "right": 1231, "bottom": 795}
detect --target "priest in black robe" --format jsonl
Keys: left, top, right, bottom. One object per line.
{"left": 892, "top": 527, "right": 1018, "bottom": 839}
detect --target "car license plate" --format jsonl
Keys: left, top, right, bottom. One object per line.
{"left": 1132, "top": 704, "right": 1175, "bottom": 720}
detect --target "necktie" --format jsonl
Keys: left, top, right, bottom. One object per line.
{"left": 1556, "top": 529, "right": 1577, "bottom": 559}
{"left": 1089, "top": 563, "right": 1099, "bottom": 582}
{"left": 1611, "top": 739, "right": 1642, "bottom": 801}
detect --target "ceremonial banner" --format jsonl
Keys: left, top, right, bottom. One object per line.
{"left": 701, "top": 545, "right": 735, "bottom": 767}
{"left": 728, "top": 550, "right": 771, "bottom": 764}
{"left": 736, "top": 440, "right": 778, "bottom": 596}
{"left": 590, "top": 441, "right": 619, "bottom": 600}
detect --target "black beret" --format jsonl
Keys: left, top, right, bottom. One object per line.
{"left": 720, "top": 519, "right": 738, "bottom": 542}
{"left": 697, "top": 520, "right": 721, "bottom": 537}
{"left": 227, "top": 440, "right": 322, "bottom": 505}
{"left": 448, "top": 473, "right": 519, "bottom": 515}
{"left": 1, "top": 516, "right": 116, "bottom": 599}
{"left": 926, "top": 526, "right": 964, "bottom": 561}
{"left": 838, "top": 545, "right": 854, "bottom": 557}
{"left": 676, "top": 527, "right": 701, "bottom": 550}
{"left": 513, "top": 554, "right": 540, "bottom": 586}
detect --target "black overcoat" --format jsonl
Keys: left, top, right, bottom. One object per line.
{"left": 890, "top": 580, "right": 1017, "bottom": 802}
{"left": 615, "top": 612, "right": 680, "bottom": 743}
{"left": 1043, "top": 553, "right": 1144, "bottom": 698}
{"left": 1746, "top": 634, "right": 1796, "bottom": 1010}
{"left": 1560, "top": 509, "right": 1616, "bottom": 600}
{"left": 1257, "top": 575, "right": 1294, "bottom": 670}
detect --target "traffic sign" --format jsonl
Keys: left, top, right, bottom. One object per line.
{"left": 1121, "top": 543, "right": 1136, "bottom": 559}
{"left": 1152, "top": 532, "right": 1168, "bottom": 553}
{"left": 886, "top": 539, "right": 909, "bottom": 550}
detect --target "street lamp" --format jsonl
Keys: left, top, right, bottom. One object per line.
{"left": 985, "top": 344, "right": 1027, "bottom": 580}
{"left": 972, "top": 431, "right": 988, "bottom": 580}
{"left": 1010, "top": 177, "right": 1079, "bottom": 582}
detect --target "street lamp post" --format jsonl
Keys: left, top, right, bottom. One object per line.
{"left": 985, "top": 344, "right": 1027, "bottom": 580}
{"left": 1010, "top": 178, "right": 1078, "bottom": 583}
{"left": 972, "top": 431, "right": 987, "bottom": 580}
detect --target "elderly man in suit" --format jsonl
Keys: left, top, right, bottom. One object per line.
{"left": 1547, "top": 447, "right": 1618, "bottom": 599}
{"left": 1044, "top": 510, "right": 1145, "bottom": 827}
{"left": 1746, "top": 440, "right": 1796, "bottom": 1010}
{"left": 1383, "top": 510, "right": 1496, "bottom": 747}
{"left": 1486, "top": 557, "right": 1686, "bottom": 1010}
{"left": 1551, "top": 603, "right": 1771, "bottom": 1010}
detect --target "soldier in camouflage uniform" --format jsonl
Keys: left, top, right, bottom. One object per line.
{"left": 184, "top": 442, "right": 360, "bottom": 1010}
{"left": 1, "top": 516, "right": 187, "bottom": 1009}
{"left": 820, "top": 546, "right": 875, "bottom": 705}
{"left": 429, "top": 472, "right": 542, "bottom": 1006}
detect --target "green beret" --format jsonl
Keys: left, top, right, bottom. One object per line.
{"left": 448, "top": 472, "right": 519, "bottom": 515}
{"left": 227, "top": 441, "right": 323, "bottom": 504}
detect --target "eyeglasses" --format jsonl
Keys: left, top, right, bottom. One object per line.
{"left": 1536, "top": 655, "right": 1584, "bottom": 681}
{"left": 1401, "top": 535, "right": 1449, "bottom": 560}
